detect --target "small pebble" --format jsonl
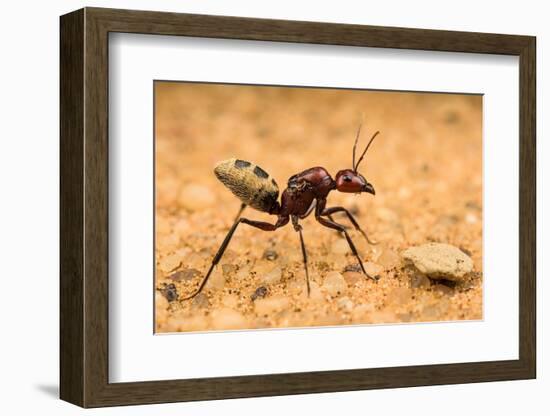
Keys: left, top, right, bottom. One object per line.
{"left": 343, "top": 263, "right": 362, "bottom": 272}
{"left": 235, "top": 264, "right": 252, "bottom": 281}
{"left": 178, "top": 184, "right": 216, "bottom": 211}
{"left": 465, "top": 213, "right": 478, "bottom": 224}
{"left": 191, "top": 292, "right": 210, "bottom": 309}
{"left": 402, "top": 243, "right": 473, "bottom": 281}
{"left": 433, "top": 284, "right": 454, "bottom": 296}
{"left": 323, "top": 271, "right": 347, "bottom": 297}
{"left": 263, "top": 249, "right": 278, "bottom": 261}
{"left": 251, "top": 286, "right": 268, "bottom": 301}
{"left": 155, "top": 291, "right": 169, "bottom": 311}
{"left": 159, "top": 283, "right": 178, "bottom": 302}
{"left": 410, "top": 273, "right": 431, "bottom": 289}
{"left": 169, "top": 268, "right": 200, "bottom": 282}
{"left": 364, "top": 262, "right": 383, "bottom": 278}
{"left": 254, "top": 296, "right": 290, "bottom": 315}
{"left": 369, "top": 309, "right": 397, "bottom": 324}
{"left": 261, "top": 265, "right": 282, "bottom": 285}
{"left": 422, "top": 304, "right": 441, "bottom": 320}
{"left": 337, "top": 297, "right": 354, "bottom": 311}
{"left": 308, "top": 281, "right": 324, "bottom": 301}
{"left": 158, "top": 254, "right": 182, "bottom": 273}
{"left": 343, "top": 271, "right": 362, "bottom": 286}
{"left": 204, "top": 268, "right": 225, "bottom": 290}
{"left": 221, "top": 263, "right": 238, "bottom": 277}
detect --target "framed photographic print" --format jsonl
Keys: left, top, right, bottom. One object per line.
{"left": 60, "top": 7, "right": 536, "bottom": 408}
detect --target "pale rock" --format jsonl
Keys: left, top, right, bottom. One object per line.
{"left": 402, "top": 243, "right": 473, "bottom": 281}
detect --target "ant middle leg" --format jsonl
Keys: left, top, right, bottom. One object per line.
{"left": 315, "top": 215, "right": 377, "bottom": 281}
{"left": 292, "top": 216, "right": 311, "bottom": 296}
{"left": 322, "top": 206, "right": 377, "bottom": 245}
{"left": 182, "top": 215, "right": 289, "bottom": 300}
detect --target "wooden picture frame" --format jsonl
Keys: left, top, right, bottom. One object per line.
{"left": 60, "top": 7, "right": 536, "bottom": 408}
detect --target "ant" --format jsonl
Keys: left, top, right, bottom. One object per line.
{"left": 183, "top": 124, "right": 379, "bottom": 300}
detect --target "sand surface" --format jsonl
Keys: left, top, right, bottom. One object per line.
{"left": 154, "top": 82, "right": 483, "bottom": 333}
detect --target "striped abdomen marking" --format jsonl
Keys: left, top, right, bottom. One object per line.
{"left": 214, "top": 158, "right": 279, "bottom": 213}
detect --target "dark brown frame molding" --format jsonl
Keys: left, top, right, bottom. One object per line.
{"left": 60, "top": 7, "right": 536, "bottom": 408}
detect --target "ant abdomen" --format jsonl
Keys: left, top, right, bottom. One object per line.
{"left": 214, "top": 158, "right": 279, "bottom": 213}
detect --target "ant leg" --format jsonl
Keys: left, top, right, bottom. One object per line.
{"left": 327, "top": 214, "right": 350, "bottom": 230}
{"left": 315, "top": 215, "right": 376, "bottom": 281}
{"left": 182, "top": 215, "right": 289, "bottom": 300}
{"left": 292, "top": 216, "right": 311, "bottom": 296}
{"left": 322, "top": 206, "right": 378, "bottom": 245}
{"left": 232, "top": 203, "right": 247, "bottom": 223}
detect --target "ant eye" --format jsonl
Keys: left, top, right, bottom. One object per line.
{"left": 343, "top": 175, "right": 352, "bottom": 182}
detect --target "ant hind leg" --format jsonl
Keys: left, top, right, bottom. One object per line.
{"left": 232, "top": 203, "right": 247, "bottom": 223}
{"left": 182, "top": 215, "right": 289, "bottom": 300}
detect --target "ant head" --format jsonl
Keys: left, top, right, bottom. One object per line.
{"left": 335, "top": 122, "right": 379, "bottom": 195}
{"left": 335, "top": 169, "right": 375, "bottom": 194}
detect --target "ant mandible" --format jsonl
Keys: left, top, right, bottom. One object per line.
{"left": 183, "top": 124, "right": 379, "bottom": 300}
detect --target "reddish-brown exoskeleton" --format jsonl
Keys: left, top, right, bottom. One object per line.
{"left": 183, "top": 124, "right": 379, "bottom": 299}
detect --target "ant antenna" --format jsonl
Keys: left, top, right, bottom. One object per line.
{"left": 354, "top": 130, "right": 380, "bottom": 173}
{"left": 352, "top": 122, "right": 363, "bottom": 172}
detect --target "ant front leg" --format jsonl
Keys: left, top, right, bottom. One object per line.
{"left": 322, "top": 206, "right": 377, "bottom": 245}
{"left": 315, "top": 200, "right": 376, "bottom": 281}
{"left": 182, "top": 215, "right": 289, "bottom": 300}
